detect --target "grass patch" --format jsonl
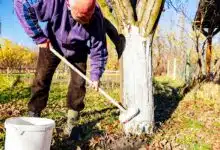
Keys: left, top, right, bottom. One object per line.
{"left": 154, "top": 76, "right": 185, "bottom": 88}
{"left": 184, "top": 118, "right": 204, "bottom": 129}
{"left": 192, "top": 143, "right": 212, "bottom": 150}
{"left": 152, "top": 82, "right": 220, "bottom": 149}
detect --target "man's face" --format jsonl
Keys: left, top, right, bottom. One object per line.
{"left": 71, "top": 8, "right": 95, "bottom": 24}
{"left": 70, "top": 0, "right": 95, "bottom": 24}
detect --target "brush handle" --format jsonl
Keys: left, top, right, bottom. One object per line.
{"left": 50, "top": 47, "right": 126, "bottom": 112}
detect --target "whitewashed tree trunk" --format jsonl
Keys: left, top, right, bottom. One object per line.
{"left": 122, "top": 26, "right": 154, "bottom": 134}
{"left": 108, "top": 0, "right": 165, "bottom": 135}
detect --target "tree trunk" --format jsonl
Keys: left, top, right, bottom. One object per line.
{"left": 206, "top": 36, "right": 212, "bottom": 76}
{"left": 109, "top": 0, "right": 165, "bottom": 135}
{"left": 185, "top": 47, "right": 191, "bottom": 83}
{"left": 214, "top": 59, "right": 220, "bottom": 83}
{"left": 122, "top": 26, "right": 154, "bottom": 134}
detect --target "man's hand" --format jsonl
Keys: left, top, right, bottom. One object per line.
{"left": 90, "top": 80, "right": 100, "bottom": 91}
{"left": 37, "top": 39, "right": 50, "bottom": 49}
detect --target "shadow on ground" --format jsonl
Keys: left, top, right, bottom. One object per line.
{"left": 51, "top": 81, "right": 184, "bottom": 150}
{"left": 51, "top": 119, "right": 103, "bottom": 150}
{"left": 153, "top": 81, "right": 183, "bottom": 128}
{"left": 51, "top": 108, "right": 119, "bottom": 150}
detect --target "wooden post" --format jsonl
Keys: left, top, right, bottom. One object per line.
{"left": 7, "top": 67, "right": 10, "bottom": 76}
{"left": 167, "top": 59, "right": 170, "bottom": 77}
{"left": 173, "top": 58, "right": 177, "bottom": 80}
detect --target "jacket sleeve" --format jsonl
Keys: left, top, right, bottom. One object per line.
{"left": 14, "top": 0, "right": 54, "bottom": 44}
{"left": 89, "top": 6, "right": 108, "bottom": 81}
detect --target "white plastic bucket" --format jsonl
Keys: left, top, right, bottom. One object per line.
{"left": 4, "top": 117, "right": 55, "bottom": 150}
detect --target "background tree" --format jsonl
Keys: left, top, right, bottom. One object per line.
{"left": 193, "top": 0, "right": 220, "bottom": 79}
{"left": 0, "top": 39, "right": 37, "bottom": 72}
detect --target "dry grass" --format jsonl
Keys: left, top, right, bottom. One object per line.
{"left": 151, "top": 82, "right": 220, "bottom": 150}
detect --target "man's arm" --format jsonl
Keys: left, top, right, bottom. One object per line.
{"left": 90, "top": 35, "right": 108, "bottom": 81}
{"left": 89, "top": 7, "right": 108, "bottom": 84}
{"left": 14, "top": 0, "right": 54, "bottom": 44}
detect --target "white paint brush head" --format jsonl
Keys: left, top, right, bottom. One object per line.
{"left": 119, "top": 108, "right": 140, "bottom": 124}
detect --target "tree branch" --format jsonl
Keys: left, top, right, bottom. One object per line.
{"left": 139, "top": 0, "right": 165, "bottom": 37}
{"left": 136, "top": 0, "right": 148, "bottom": 22}
{"left": 97, "top": 0, "right": 118, "bottom": 26}
{"left": 121, "top": 0, "right": 135, "bottom": 24}
{"left": 111, "top": 0, "right": 126, "bottom": 30}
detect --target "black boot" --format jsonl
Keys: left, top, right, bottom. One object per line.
{"left": 28, "top": 111, "right": 41, "bottom": 117}
{"left": 64, "top": 110, "right": 82, "bottom": 140}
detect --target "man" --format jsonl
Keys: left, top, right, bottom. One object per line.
{"left": 14, "top": 0, "right": 124, "bottom": 135}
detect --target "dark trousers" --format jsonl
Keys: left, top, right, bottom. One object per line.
{"left": 28, "top": 48, "right": 87, "bottom": 113}
{"left": 28, "top": 18, "right": 120, "bottom": 113}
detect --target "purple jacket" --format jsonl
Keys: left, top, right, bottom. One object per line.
{"left": 14, "top": 0, "right": 108, "bottom": 81}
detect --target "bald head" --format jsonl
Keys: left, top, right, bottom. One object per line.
{"left": 69, "top": 0, "right": 96, "bottom": 24}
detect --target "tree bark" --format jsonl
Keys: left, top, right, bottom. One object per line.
{"left": 121, "top": 0, "right": 135, "bottom": 24}
{"left": 139, "top": 0, "right": 165, "bottom": 37}
{"left": 136, "top": 0, "right": 148, "bottom": 23}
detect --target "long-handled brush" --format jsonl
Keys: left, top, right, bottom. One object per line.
{"left": 50, "top": 47, "right": 139, "bottom": 124}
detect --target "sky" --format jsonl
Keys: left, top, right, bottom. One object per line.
{"left": 0, "top": 0, "right": 200, "bottom": 49}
